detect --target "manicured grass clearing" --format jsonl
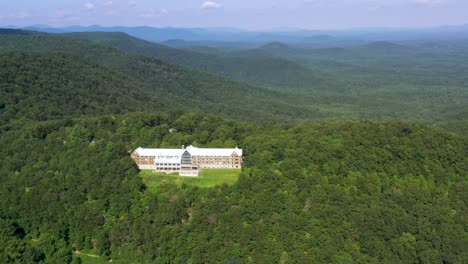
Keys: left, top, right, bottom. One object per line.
{"left": 140, "top": 169, "right": 241, "bottom": 190}
{"left": 73, "top": 251, "right": 108, "bottom": 264}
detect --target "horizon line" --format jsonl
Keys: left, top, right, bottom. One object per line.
{"left": 2, "top": 23, "right": 468, "bottom": 32}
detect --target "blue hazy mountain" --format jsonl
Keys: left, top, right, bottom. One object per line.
{"left": 7, "top": 24, "right": 468, "bottom": 45}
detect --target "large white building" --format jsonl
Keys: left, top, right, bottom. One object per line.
{"left": 131, "top": 145, "right": 243, "bottom": 176}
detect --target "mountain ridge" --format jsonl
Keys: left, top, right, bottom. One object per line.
{"left": 63, "top": 31, "right": 338, "bottom": 92}
{"left": 0, "top": 29, "right": 319, "bottom": 123}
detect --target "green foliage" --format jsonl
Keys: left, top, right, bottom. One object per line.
{"left": 2, "top": 30, "right": 467, "bottom": 124}
{"left": 241, "top": 41, "right": 468, "bottom": 122}
{"left": 62, "top": 31, "right": 468, "bottom": 123}
{"left": 0, "top": 51, "right": 164, "bottom": 125}
{"left": 0, "top": 28, "right": 467, "bottom": 263}
{"left": 64, "top": 32, "right": 333, "bottom": 92}
{"left": 0, "top": 32, "right": 318, "bottom": 123}
{"left": 0, "top": 112, "right": 466, "bottom": 263}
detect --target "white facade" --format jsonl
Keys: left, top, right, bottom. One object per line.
{"left": 152, "top": 149, "right": 184, "bottom": 172}
{"left": 131, "top": 145, "right": 243, "bottom": 176}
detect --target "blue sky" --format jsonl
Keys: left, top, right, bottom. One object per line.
{"left": 1, "top": 0, "right": 467, "bottom": 29}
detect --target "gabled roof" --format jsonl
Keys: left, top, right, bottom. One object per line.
{"left": 134, "top": 147, "right": 184, "bottom": 162}
{"left": 186, "top": 145, "right": 243, "bottom": 157}
{"left": 133, "top": 145, "right": 243, "bottom": 158}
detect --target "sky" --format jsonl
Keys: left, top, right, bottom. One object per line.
{"left": 0, "top": 0, "right": 467, "bottom": 30}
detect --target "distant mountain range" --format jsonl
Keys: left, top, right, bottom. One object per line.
{"left": 63, "top": 31, "right": 337, "bottom": 92}
{"left": 1, "top": 27, "right": 467, "bottom": 124}
{"left": 3, "top": 24, "right": 468, "bottom": 45}
{"left": 0, "top": 29, "right": 319, "bottom": 123}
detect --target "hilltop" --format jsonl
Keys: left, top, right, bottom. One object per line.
{"left": 0, "top": 51, "right": 167, "bottom": 124}
{"left": 2, "top": 29, "right": 466, "bottom": 125}
{"left": 0, "top": 30, "right": 317, "bottom": 123}
{"left": 1, "top": 112, "right": 466, "bottom": 263}
{"left": 63, "top": 31, "right": 335, "bottom": 92}
{"left": 2, "top": 29, "right": 467, "bottom": 126}
{"left": 0, "top": 26, "right": 467, "bottom": 264}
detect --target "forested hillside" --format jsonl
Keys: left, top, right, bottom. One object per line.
{"left": 248, "top": 40, "right": 468, "bottom": 87}
{"left": 62, "top": 31, "right": 468, "bottom": 124}
{"left": 0, "top": 27, "right": 467, "bottom": 263}
{"left": 2, "top": 30, "right": 467, "bottom": 124}
{"left": 63, "top": 32, "right": 335, "bottom": 91}
{"left": 237, "top": 40, "right": 468, "bottom": 125}
{"left": 0, "top": 32, "right": 319, "bottom": 123}
{"left": 0, "top": 52, "right": 170, "bottom": 125}
{"left": 0, "top": 113, "right": 466, "bottom": 263}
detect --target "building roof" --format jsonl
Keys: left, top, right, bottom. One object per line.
{"left": 186, "top": 145, "right": 242, "bottom": 157}
{"left": 134, "top": 147, "right": 184, "bottom": 163}
{"left": 134, "top": 145, "right": 243, "bottom": 159}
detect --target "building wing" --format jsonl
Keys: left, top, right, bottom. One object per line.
{"left": 134, "top": 148, "right": 184, "bottom": 159}
{"left": 186, "top": 145, "right": 242, "bottom": 157}
{"left": 132, "top": 145, "right": 243, "bottom": 176}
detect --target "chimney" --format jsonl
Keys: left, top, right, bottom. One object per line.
{"left": 182, "top": 145, "right": 185, "bottom": 149}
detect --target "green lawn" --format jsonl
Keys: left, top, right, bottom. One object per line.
{"left": 140, "top": 169, "right": 241, "bottom": 191}
{"left": 73, "top": 251, "right": 108, "bottom": 264}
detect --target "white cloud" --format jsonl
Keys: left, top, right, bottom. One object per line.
{"left": 128, "top": 0, "right": 137, "bottom": 7}
{"left": 201, "top": 1, "right": 221, "bottom": 9}
{"left": 140, "top": 8, "right": 168, "bottom": 18}
{"left": 11, "top": 11, "right": 30, "bottom": 19}
{"left": 54, "top": 10, "right": 69, "bottom": 19}
{"left": 50, "top": 10, "right": 80, "bottom": 22}
{"left": 103, "top": 1, "right": 113, "bottom": 6}
{"left": 413, "top": 0, "right": 442, "bottom": 4}
{"left": 83, "top": 2, "right": 95, "bottom": 10}
{"left": 0, "top": 11, "right": 31, "bottom": 19}
{"left": 106, "top": 9, "right": 119, "bottom": 16}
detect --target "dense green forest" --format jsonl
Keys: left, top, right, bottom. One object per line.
{"left": 0, "top": 31, "right": 313, "bottom": 123}
{"left": 59, "top": 31, "right": 468, "bottom": 125}
{"left": 1, "top": 30, "right": 467, "bottom": 124}
{"left": 0, "top": 51, "right": 168, "bottom": 125}
{"left": 201, "top": 40, "right": 468, "bottom": 125}
{"left": 63, "top": 32, "right": 335, "bottom": 91}
{"left": 0, "top": 28, "right": 467, "bottom": 263}
{"left": 1, "top": 113, "right": 467, "bottom": 263}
